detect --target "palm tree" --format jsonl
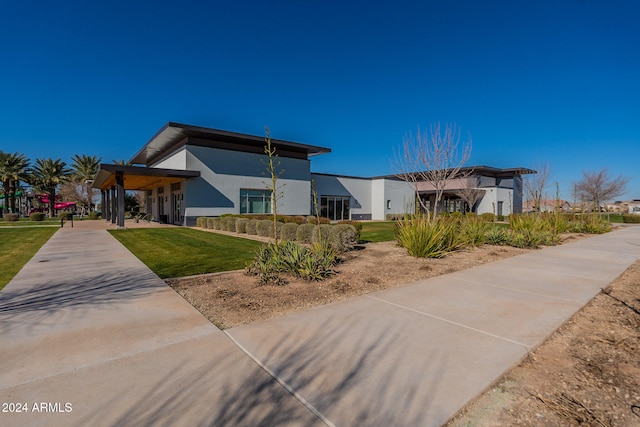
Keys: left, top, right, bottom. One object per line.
{"left": 30, "top": 158, "right": 72, "bottom": 217}
{"left": 71, "top": 154, "right": 102, "bottom": 212}
{"left": 0, "top": 151, "right": 31, "bottom": 214}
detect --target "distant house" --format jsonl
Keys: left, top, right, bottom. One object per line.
{"left": 606, "top": 200, "right": 640, "bottom": 215}
{"left": 93, "top": 123, "right": 536, "bottom": 226}
{"left": 523, "top": 199, "right": 572, "bottom": 213}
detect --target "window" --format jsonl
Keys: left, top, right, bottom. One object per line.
{"left": 240, "top": 189, "right": 272, "bottom": 214}
{"left": 320, "top": 196, "right": 350, "bottom": 220}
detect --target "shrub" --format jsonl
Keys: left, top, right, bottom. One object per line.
{"left": 87, "top": 211, "right": 100, "bottom": 220}
{"left": 281, "top": 222, "right": 299, "bottom": 241}
{"left": 449, "top": 211, "right": 462, "bottom": 220}
{"left": 296, "top": 223, "right": 315, "bottom": 243}
{"left": 480, "top": 213, "right": 495, "bottom": 222}
{"left": 235, "top": 218, "right": 249, "bottom": 233}
{"left": 312, "top": 224, "right": 332, "bottom": 244}
{"left": 211, "top": 218, "right": 222, "bottom": 230}
{"left": 206, "top": 218, "right": 216, "bottom": 229}
{"left": 623, "top": 214, "right": 640, "bottom": 224}
{"left": 256, "top": 220, "right": 274, "bottom": 237}
{"left": 566, "top": 214, "right": 611, "bottom": 234}
{"left": 337, "top": 220, "right": 363, "bottom": 240}
{"left": 3, "top": 213, "right": 19, "bottom": 221}
{"left": 541, "top": 232, "right": 561, "bottom": 246}
{"left": 299, "top": 241, "right": 339, "bottom": 281}
{"left": 196, "top": 217, "right": 207, "bottom": 228}
{"left": 281, "top": 215, "right": 306, "bottom": 224}
{"left": 329, "top": 224, "right": 358, "bottom": 253}
{"left": 581, "top": 216, "right": 611, "bottom": 234}
{"left": 246, "top": 219, "right": 258, "bottom": 235}
{"left": 507, "top": 214, "right": 563, "bottom": 247}
{"left": 291, "top": 215, "right": 307, "bottom": 225}
{"left": 59, "top": 211, "right": 73, "bottom": 220}
{"left": 220, "top": 217, "right": 237, "bottom": 232}
{"left": 245, "top": 240, "right": 337, "bottom": 285}
{"left": 508, "top": 229, "right": 544, "bottom": 248}
{"left": 485, "top": 227, "right": 510, "bottom": 246}
{"left": 496, "top": 214, "right": 505, "bottom": 222}
{"left": 460, "top": 215, "right": 490, "bottom": 246}
{"left": 396, "top": 216, "right": 461, "bottom": 258}
{"left": 510, "top": 214, "right": 554, "bottom": 234}
{"left": 29, "top": 212, "right": 46, "bottom": 222}
{"left": 306, "top": 216, "right": 330, "bottom": 224}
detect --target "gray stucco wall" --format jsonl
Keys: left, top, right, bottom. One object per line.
{"left": 311, "top": 174, "right": 372, "bottom": 219}
{"left": 184, "top": 145, "right": 312, "bottom": 218}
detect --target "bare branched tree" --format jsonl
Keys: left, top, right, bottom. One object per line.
{"left": 524, "top": 161, "right": 551, "bottom": 215}
{"left": 454, "top": 176, "right": 485, "bottom": 213}
{"left": 574, "top": 168, "right": 629, "bottom": 212}
{"left": 262, "top": 127, "right": 285, "bottom": 243}
{"left": 394, "top": 122, "right": 472, "bottom": 220}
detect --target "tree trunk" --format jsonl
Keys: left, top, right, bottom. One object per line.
{"left": 49, "top": 188, "right": 56, "bottom": 218}
{"left": 8, "top": 180, "right": 16, "bottom": 213}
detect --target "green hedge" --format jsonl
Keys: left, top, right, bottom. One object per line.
{"left": 296, "top": 223, "right": 315, "bottom": 243}
{"left": 193, "top": 216, "right": 357, "bottom": 252}
{"left": 246, "top": 219, "right": 258, "bottom": 235}
{"left": 30, "top": 212, "right": 46, "bottom": 221}
{"left": 3, "top": 213, "right": 19, "bottom": 222}
{"left": 623, "top": 214, "right": 640, "bottom": 223}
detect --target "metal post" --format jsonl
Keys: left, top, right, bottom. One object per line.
{"left": 105, "top": 190, "right": 111, "bottom": 222}
{"left": 110, "top": 186, "right": 116, "bottom": 224}
{"left": 116, "top": 172, "right": 125, "bottom": 228}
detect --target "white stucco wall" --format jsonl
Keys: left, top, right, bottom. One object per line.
{"left": 372, "top": 178, "right": 415, "bottom": 220}
{"left": 476, "top": 187, "right": 514, "bottom": 216}
{"left": 151, "top": 148, "right": 187, "bottom": 170}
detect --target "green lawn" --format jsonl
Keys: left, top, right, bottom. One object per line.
{"left": 605, "top": 214, "right": 624, "bottom": 223}
{"left": 0, "top": 227, "right": 58, "bottom": 290}
{"left": 360, "top": 221, "right": 397, "bottom": 242}
{"left": 109, "top": 228, "right": 263, "bottom": 278}
{"left": 0, "top": 218, "right": 61, "bottom": 227}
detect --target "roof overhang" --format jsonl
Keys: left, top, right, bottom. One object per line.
{"left": 466, "top": 166, "right": 537, "bottom": 177}
{"left": 130, "top": 122, "right": 331, "bottom": 166}
{"left": 92, "top": 164, "right": 200, "bottom": 191}
{"left": 372, "top": 166, "right": 537, "bottom": 181}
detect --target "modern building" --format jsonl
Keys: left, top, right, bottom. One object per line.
{"left": 93, "top": 122, "right": 535, "bottom": 227}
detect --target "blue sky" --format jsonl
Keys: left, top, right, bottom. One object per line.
{"left": 1, "top": 0, "right": 638, "bottom": 200}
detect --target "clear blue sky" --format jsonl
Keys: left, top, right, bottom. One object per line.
{"left": 1, "top": 0, "right": 638, "bottom": 200}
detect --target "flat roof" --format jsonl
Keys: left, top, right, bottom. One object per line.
{"left": 313, "top": 166, "right": 536, "bottom": 181}
{"left": 130, "top": 122, "right": 331, "bottom": 165}
{"left": 371, "top": 165, "right": 537, "bottom": 180}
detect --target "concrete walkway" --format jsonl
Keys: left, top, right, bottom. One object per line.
{"left": 1, "top": 222, "right": 639, "bottom": 426}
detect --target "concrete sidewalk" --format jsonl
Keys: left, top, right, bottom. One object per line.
{"left": 1, "top": 222, "right": 639, "bottom": 426}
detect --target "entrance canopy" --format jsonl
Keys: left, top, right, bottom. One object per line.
{"left": 92, "top": 164, "right": 200, "bottom": 228}
{"left": 92, "top": 164, "right": 200, "bottom": 192}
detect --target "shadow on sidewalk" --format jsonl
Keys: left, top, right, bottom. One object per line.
{"left": 74, "top": 317, "right": 446, "bottom": 426}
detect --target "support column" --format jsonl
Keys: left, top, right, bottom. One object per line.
{"left": 110, "top": 186, "right": 116, "bottom": 224}
{"left": 116, "top": 172, "right": 125, "bottom": 228}
{"left": 104, "top": 190, "right": 111, "bottom": 222}
{"left": 101, "top": 191, "right": 106, "bottom": 220}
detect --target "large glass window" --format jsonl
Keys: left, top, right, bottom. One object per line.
{"left": 240, "top": 189, "right": 272, "bottom": 214}
{"left": 320, "top": 196, "right": 350, "bottom": 220}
